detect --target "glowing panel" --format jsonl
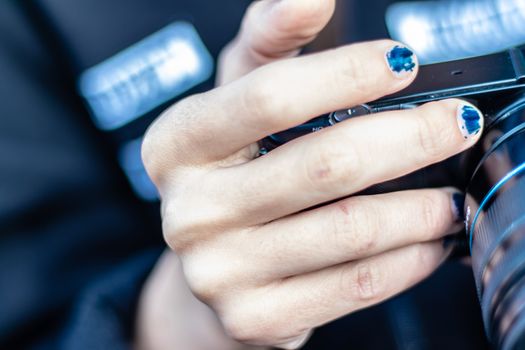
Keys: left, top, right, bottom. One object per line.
{"left": 387, "top": 0, "right": 525, "bottom": 64}
{"left": 79, "top": 22, "right": 214, "bottom": 130}
{"left": 118, "top": 137, "right": 159, "bottom": 201}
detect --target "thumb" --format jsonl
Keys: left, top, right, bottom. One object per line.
{"left": 217, "top": 0, "right": 336, "bottom": 85}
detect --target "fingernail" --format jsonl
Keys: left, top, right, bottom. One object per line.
{"left": 457, "top": 103, "right": 483, "bottom": 140}
{"left": 451, "top": 192, "right": 466, "bottom": 222}
{"left": 385, "top": 45, "right": 417, "bottom": 78}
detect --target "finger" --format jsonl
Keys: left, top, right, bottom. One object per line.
{"left": 217, "top": 0, "right": 336, "bottom": 85}
{"left": 224, "top": 241, "right": 446, "bottom": 346}
{"left": 200, "top": 99, "right": 483, "bottom": 226}
{"left": 239, "top": 188, "right": 463, "bottom": 279}
{"left": 143, "top": 40, "right": 419, "bottom": 171}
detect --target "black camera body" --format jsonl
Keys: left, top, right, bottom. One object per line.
{"left": 261, "top": 47, "right": 525, "bottom": 350}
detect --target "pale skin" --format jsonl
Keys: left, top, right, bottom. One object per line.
{"left": 136, "top": 1, "right": 484, "bottom": 349}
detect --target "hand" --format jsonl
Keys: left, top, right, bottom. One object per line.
{"left": 141, "top": 3, "right": 484, "bottom": 350}
{"left": 136, "top": 1, "right": 335, "bottom": 349}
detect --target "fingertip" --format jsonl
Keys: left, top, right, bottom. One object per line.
{"left": 439, "top": 187, "right": 466, "bottom": 223}
{"left": 455, "top": 101, "right": 484, "bottom": 141}
{"left": 271, "top": 0, "right": 336, "bottom": 30}
{"left": 433, "top": 98, "right": 484, "bottom": 143}
{"left": 412, "top": 98, "right": 484, "bottom": 162}
{"left": 384, "top": 42, "right": 419, "bottom": 79}
{"left": 451, "top": 191, "right": 466, "bottom": 223}
{"left": 232, "top": 0, "right": 336, "bottom": 79}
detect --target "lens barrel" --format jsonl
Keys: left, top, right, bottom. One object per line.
{"left": 467, "top": 97, "right": 525, "bottom": 350}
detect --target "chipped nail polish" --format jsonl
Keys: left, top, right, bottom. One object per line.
{"left": 386, "top": 45, "right": 417, "bottom": 77}
{"left": 452, "top": 192, "right": 466, "bottom": 222}
{"left": 457, "top": 104, "right": 482, "bottom": 139}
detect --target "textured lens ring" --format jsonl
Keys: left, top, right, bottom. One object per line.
{"left": 473, "top": 178, "right": 525, "bottom": 332}
{"left": 490, "top": 263, "right": 525, "bottom": 349}
{"left": 484, "top": 221, "right": 525, "bottom": 322}
{"left": 466, "top": 99, "right": 525, "bottom": 348}
{"left": 468, "top": 129, "right": 525, "bottom": 250}
{"left": 502, "top": 312, "right": 525, "bottom": 350}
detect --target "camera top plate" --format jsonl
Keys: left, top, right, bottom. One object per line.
{"left": 376, "top": 46, "right": 525, "bottom": 107}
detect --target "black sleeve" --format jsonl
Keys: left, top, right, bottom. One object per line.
{"left": 0, "top": 2, "right": 164, "bottom": 349}
{"left": 59, "top": 249, "right": 161, "bottom": 350}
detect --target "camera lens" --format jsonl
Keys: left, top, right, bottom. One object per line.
{"left": 466, "top": 96, "right": 525, "bottom": 350}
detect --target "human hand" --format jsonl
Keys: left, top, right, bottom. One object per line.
{"left": 137, "top": 1, "right": 336, "bottom": 349}
{"left": 141, "top": 3, "right": 484, "bottom": 350}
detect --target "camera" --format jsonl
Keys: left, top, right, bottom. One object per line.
{"left": 260, "top": 46, "right": 525, "bottom": 350}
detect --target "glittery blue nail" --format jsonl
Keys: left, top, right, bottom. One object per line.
{"left": 386, "top": 45, "right": 416, "bottom": 76}
{"left": 457, "top": 104, "right": 482, "bottom": 139}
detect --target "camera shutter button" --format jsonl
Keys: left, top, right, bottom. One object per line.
{"left": 330, "top": 104, "right": 372, "bottom": 124}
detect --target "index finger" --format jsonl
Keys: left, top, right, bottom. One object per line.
{"left": 144, "top": 40, "right": 418, "bottom": 169}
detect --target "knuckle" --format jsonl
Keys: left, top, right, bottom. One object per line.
{"left": 221, "top": 298, "right": 309, "bottom": 346}
{"left": 162, "top": 199, "right": 188, "bottom": 253}
{"left": 141, "top": 95, "right": 205, "bottom": 181}
{"left": 415, "top": 102, "right": 457, "bottom": 160}
{"left": 304, "top": 140, "right": 361, "bottom": 193}
{"left": 334, "top": 48, "right": 369, "bottom": 93}
{"left": 418, "top": 193, "right": 443, "bottom": 236}
{"left": 242, "top": 74, "right": 286, "bottom": 128}
{"left": 161, "top": 181, "right": 232, "bottom": 252}
{"left": 221, "top": 307, "right": 273, "bottom": 344}
{"left": 332, "top": 200, "right": 377, "bottom": 256}
{"left": 415, "top": 109, "right": 443, "bottom": 160}
{"left": 141, "top": 126, "right": 157, "bottom": 175}
{"left": 183, "top": 254, "right": 237, "bottom": 303}
{"left": 222, "top": 316, "right": 253, "bottom": 344}
{"left": 161, "top": 195, "right": 208, "bottom": 252}
{"left": 141, "top": 120, "right": 170, "bottom": 184}
{"left": 161, "top": 199, "right": 194, "bottom": 252}
{"left": 183, "top": 264, "right": 216, "bottom": 302}
{"left": 341, "top": 261, "right": 385, "bottom": 303}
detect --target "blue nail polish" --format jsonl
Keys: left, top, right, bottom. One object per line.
{"left": 452, "top": 192, "right": 466, "bottom": 221}
{"left": 386, "top": 45, "right": 416, "bottom": 76}
{"left": 457, "top": 104, "right": 482, "bottom": 139}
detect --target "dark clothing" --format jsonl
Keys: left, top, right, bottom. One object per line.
{"left": 0, "top": 0, "right": 489, "bottom": 349}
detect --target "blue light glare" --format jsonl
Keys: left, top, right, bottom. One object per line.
{"left": 387, "top": 0, "right": 525, "bottom": 64}
{"left": 79, "top": 22, "right": 214, "bottom": 130}
{"left": 118, "top": 138, "right": 159, "bottom": 201}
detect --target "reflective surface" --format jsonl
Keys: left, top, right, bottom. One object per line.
{"left": 386, "top": 0, "right": 525, "bottom": 64}
{"left": 79, "top": 22, "right": 213, "bottom": 130}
